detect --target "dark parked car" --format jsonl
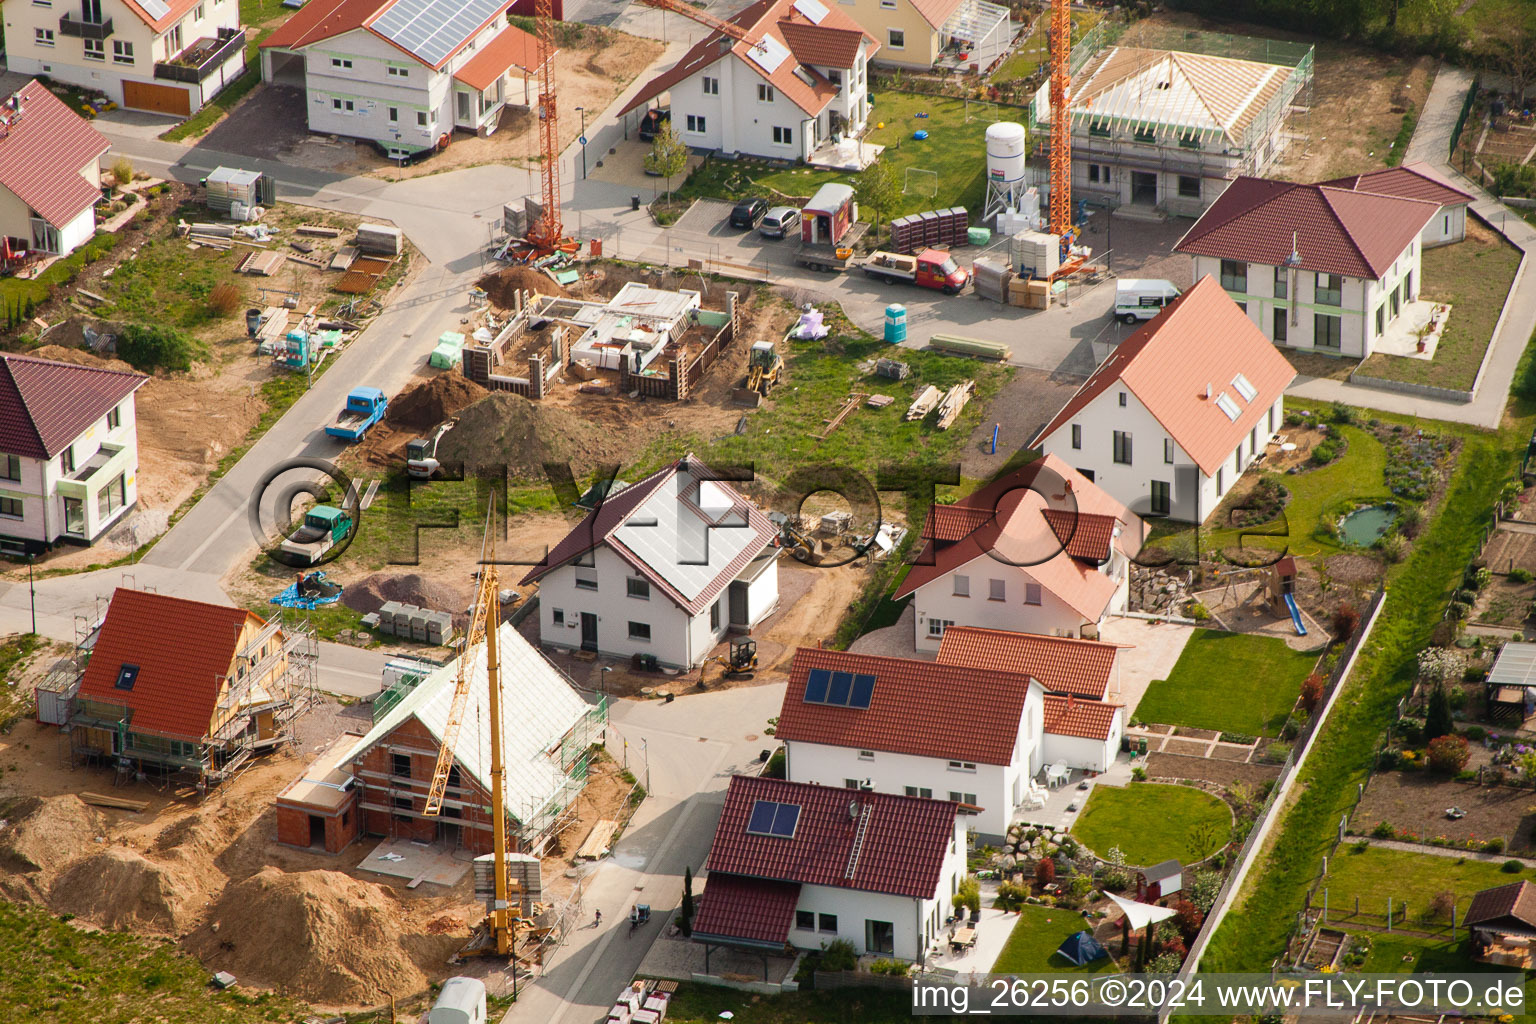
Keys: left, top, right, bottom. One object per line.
{"left": 729, "top": 198, "right": 769, "bottom": 229}
{"left": 638, "top": 107, "right": 670, "bottom": 142}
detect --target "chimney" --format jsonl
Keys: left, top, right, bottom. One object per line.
{"left": 1067, "top": 693, "right": 1076, "bottom": 711}
{"left": 1205, "top": 383, "right": 1212, "bottom": 399}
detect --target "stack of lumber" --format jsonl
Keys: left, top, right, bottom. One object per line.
{"left": 934, "top": 380, "right": 974, "bottom": 430}
{"left": 930, "top": 334, "right": 1013, "bottom": 361}
{"left": 866, "top": 394, "right": 895, "bottom": 408}
{"left": 906, "top": 384, "right": 940, "bottom": 421}
{"left": 297, "top": 224, "right": 343, "bottom": 238}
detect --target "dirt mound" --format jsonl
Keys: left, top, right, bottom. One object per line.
{"left": 477, "top": 266, "right": 567, "bottom": 308}
{"left": 29, "top": 342, "right": 136, "bottom": 375}
{"left": 1324, "top": 553, "right": 1384, "bottom": 584}
{"left": 190, "top": 867, "right": 451, "bottom": 1006}
{"left": 383, "top": 374, "right": 488, "bottom": 433}
{"left": 51, "top": 846, "right": 202, "bottom": 933}
{"left": 0, "top": 795, "right": 106, "bottom": 899}
{"left": 341, "top": 572, "right": 470, "bottom": 618}
{"left": 435, "top": 391, "right": 608, "bottom": 479}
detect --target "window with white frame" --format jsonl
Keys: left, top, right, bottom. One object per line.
{"left": 31, "top": 0, "right": 50, "bottom": 7}
{"left": 927, "top": 617, "right": 953, "bottom": 637}
{"left": 858, "top": 749, "right": 874, "bottom": 761}
{"left": 628, "top": 621, "right": 651, "bottom": 641}
{"left": 0, "top": 497, "right": 21, "bottom": 519}
{"left": 905, "top": 786, "right": 933, "bottom": 798}
{"left": 331, "top": 98, "right": 355, "bottom": 113}
{"left": 388, "top": 65, "right": 409, "bottom": 77}
{"left": 686, "top": 114, "right": 706, "bottom": 133}
{"left": 1113, "top": 430, "right": 1132, "bottom": 465}
{"left": 772, "top": 126, "right": 792, "bottom": 145}
{"left": 952, "top": 574, "right": 969, "bottom": 597}
{"left": 1024, "top": 582, "right": 1042, "bottom": 606}
{"left": 35, "top": 27, "right": 55, "bottom": 46}
{"left": 702, "top": 75, "right": 718, "bottom": 95}
{"left": 888, "top": 28, "right": 904, "bottom": 47}
{"left": 194, "top": 2, "right": 204, "bottom": 17}
{"left": 1164, "top": 438, "right": 1174, "bottom": 464}
{"left": 552, "top": 608, "right": 565, "bottom": 625}
{"left": 0, "top": 455, "right": 19, "bottom": 482}
{"left": 113, "top": 40, "right": 134, "bottom": 63}
{"left": 1071, "top": 423, "right": 1081, "bottom": 449}
{"left": 388, "top": 106, "right": 398, "bottom": 122}
{"left": 331, "top": 57, "right": 353, "bottom": 69}
{"left": 626, "top": 577, "right": 650, "bottom": 600}
{"left": 758, "top": 84, "right": 774, "bottom": 102}
{"left": 989, "top": 579, "right": 1005, "bottom": 601}
{"left": 417, "top": 111, "right": 428, "bottom": 126}
{"left": 947, "top": 760, "right": 977, "bottom": 773}
{"left": 83, "top": 38, "right": 105, "bottom": 60}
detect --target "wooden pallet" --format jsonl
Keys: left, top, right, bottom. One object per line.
{"left": 286, "top": 251, "right": 328, "bottom": 269}
{"left": 296, "top": 224, "right": 342, "bottom": 238}
{"left": 816, "top": 393, "right": 867, "bottom": 439}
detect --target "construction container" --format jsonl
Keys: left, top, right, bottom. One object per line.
{"left": 204, "top": 167, "right": 274, "bottom": 214}
{"left": 428, "top": 977, "right": 487, "bottom": 1024}
{"left": 883, "top": 304, "right": 907, "bottom": 343}
{"left": 356, "top": 223, "right": 403, "bottom": 256}
{"left": 35, "top": 680, "right": 78, "bottom": 726}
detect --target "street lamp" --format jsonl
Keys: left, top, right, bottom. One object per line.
{"left": 600, "top": 664, "right": 611, "bottom": 701}
{"left": 27, "top": 552, "right": 36, "bottom": 635}
{"left": 575, "top": 105, "right": 588, "bottom": 179}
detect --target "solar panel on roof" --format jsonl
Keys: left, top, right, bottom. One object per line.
{"left": 804, "top": 668, "right": 830, "bottom": 704}
{"left": 849, "top": 673, "right": 876, "bottom": 708}
{"left": 771, "top": 802, "right": 801, "bottom": 837}
{"left": 747, "top": 799, "right": 777, "bottom": 835}
{"left": 827, "top": 671, "right": 853, "bottom": 705}
{"left": 372, "top": 0, "right": 503, "bottom": 68}
{"left": 746, "top": 34, "right": 791, "bottom": 74}
{"left": 139, "top": 0, "right": 170, "bottom": 18}
{"left": 746, "top": 799, "right": 801, "bottom": 837}
{"left": 793, "top": 0, "right": 829, "bottom": 22}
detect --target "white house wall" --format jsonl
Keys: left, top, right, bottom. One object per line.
{"left": 0, "top": 394, "right": 138, "bottom": 549}
{"left": 744, "top": 556, "right": 778, "bottom": 624}
{"left": 1040, "top": 714, "right": 1122, "bottom": 774}
{"left": 911, "top": 549, "right": 1125, "bottom": 650}
{"left": 536, "top": 546, "right": 697, "bottom": 668}
{"left": 1420, "top": 204, "right": 1465, "bottom": 247}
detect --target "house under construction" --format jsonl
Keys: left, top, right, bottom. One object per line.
{"left": 66, "top": 588, "right": 317, "bottom": 788}
{"left": 1029, "top": 40, "right": 1313, "bottom": 217}
{"left": 275, "top": 622, "right": 604, "bottom": 856}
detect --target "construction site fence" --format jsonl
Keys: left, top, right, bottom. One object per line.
{"left": 1097, "top": 19, "right": 1316, "bottom": 68}
{"left": 1168, "top": 584, "right": 1387, "bottom": 1017}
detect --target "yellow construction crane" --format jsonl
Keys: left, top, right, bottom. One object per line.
{"left": 1047, "top": 0, "right": 1077, "bottom": 258}
{"left": 423, "top": 507, "right": 515, "bottom": 957}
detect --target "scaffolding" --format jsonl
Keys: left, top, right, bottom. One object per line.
{"left": 520, "top": 696, "right": 610, "bottom": 855}
{"left": 1027, "top": 29, "right": 1314, "bottom": 214}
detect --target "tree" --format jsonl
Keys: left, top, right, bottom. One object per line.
{"left": 643, "top": 123, "right": 688, "bottom": 202}
{"left": 854, "top": 160, "right": 900, "bottom": 243}
{"left": 679, "top": 866, "right": 694, "bottom": 937}
{"left": 1424, "top": 683, "right": 1454, "bottom": 743}
{"left": 1035, "top": 856, "right": 1055, "bottom": 886}
{"left": 1332, "top": 603, "right": 1361, "bottom": 640}
{"left": 1488, "top": 28, "right": 1536, "bottom": 107}
{"left": 1300, "top": 672, "right": 1326, "bottom": 715}
{"left": 1426, "top": 733, "right": 1470, "bottom": 774}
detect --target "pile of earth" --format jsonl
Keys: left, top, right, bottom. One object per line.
{"left": 189, "top": 867, "right": 456, "bottom": 1006}
{"left": 0, "top": 795, "right": 106, "bottom": 901}
{"left": 383, "top": 374, "right": 487, "bottom": 433}
{"left": 434, "top": 392, "right": 611, "bottom": 480}
{"left": 29, "top": 343, "right": 136, "bottom": 374}
{"left": 50, "top": 846, "right": 204, "bottom": 934}
{"left": 341, "top": 572, "right": 471, "bottom": 620}
{"left": 477, "top": 266, "right": 568, "bottom": 308}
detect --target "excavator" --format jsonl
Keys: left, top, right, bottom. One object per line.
{"left": 745, "top": 341, "right": 782, "bottom": 397}
{"left": 698, "top": 636, "right": 758, "bottom": 688}
{"left": 405, "top": 420, "right": 454, "bottom": 480}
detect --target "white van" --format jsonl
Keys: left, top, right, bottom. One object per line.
{"left": 1114, "top": 279, "right": 1181, "bottom": 324}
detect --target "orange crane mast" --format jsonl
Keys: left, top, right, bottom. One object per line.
{"left": 527, "top": 0, "right": 563, "bottom": 252}
{"left": 1047, "top": 0, "right": 1071, "bottom": 240}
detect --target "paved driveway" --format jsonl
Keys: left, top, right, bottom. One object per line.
{"left": 200, "top": 84, "right": 314, "bottom": 161}
{"left": 1097, "top": 615, "right": 1195, "bottom": 717}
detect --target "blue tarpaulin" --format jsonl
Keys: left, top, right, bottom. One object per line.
{"left": 270, "top": 572, "right": 343, "bottom": 610}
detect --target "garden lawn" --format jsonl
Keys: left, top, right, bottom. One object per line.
{"left": 0, "top": 232, "right": 118, "bottom": 319}
{"left": 1071, "top": 783, "right": 1232, "bottom": 867}
{"left": 676, "top": 92, "right": 1023, "bottom": 222}
{"left": 992, "top": 905, "right": 1118, "bottom": 974}
{"left": 989, "top": 9, "right": 1100, "bottom": 83}
{"left": 662, "top": 981, "right": 915, "bottom": 1023}
{"left": 1356, "top": 931, "right": 1536, "bottom": 1009}
{"left": 1354, "top": 229, "right": 1522, "bottom": 391}
{"left": 1323, "top": 845, "right": 1527, "bottom": 936}
{"left": 1133, "top": 629, "right": 1318, "bottom": 736}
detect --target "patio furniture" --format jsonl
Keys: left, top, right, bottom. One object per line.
{"left": 951, "top": 926, "right": 977, "bottom": 951}
{"left": 1047, "top": 763, "right": 1071, "bottom": 788}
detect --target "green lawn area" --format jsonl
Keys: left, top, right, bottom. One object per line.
{"left": 989, "top": 9, "right": 1100, "bottom": 84}
{"left": 92, "top": 206, "right": 244, "bottom": 329}
{"left": 1133, "top": 629, "right": 1318, "bottom": 736}
{"left": 676, "top": 92, "right": 1025, "bottom": 223}
{"left": 1323, "top": 846, "right": 1528, "bottom": 935}
{"left": 0, "top": 232, "right": 118, "bottom": 321}
{"left": 1149, "top": 420, "right": 1392, "bottom": 563}
{"left": 1354, "top": 229, "right": 1523, "bottom": 391}
{"left": 992, "top": 905, "right": 1118, "bottom": 974}
{"left": 1072, "top": 783, "right": 1232, "bottom": 867}
{"left": 663, "top": 981, "right": 915, "bottom": 1023}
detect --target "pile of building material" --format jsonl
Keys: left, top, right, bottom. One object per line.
{"left": 361, "top": 601, "right": 454, "bottom": 645}
{"left": 972, "top": 258, "right": 1013, "bottom": 303}
{"left": 866, "top": 393, "right": 895, "bottom": 408}
{"left": 934, "top": 380, "right": 975, "bottom": 430}
{"left": 356, "top": 224, "right": 403, "bottom": 257}
{"left": 931, "top": 334, "right": 1013, "bottom": 361}
{"left": 816, "top": 393, "right": 867, "bottom": 439}
{"left": 237, "top": 250, "right": 287, "bottom": 276}
{"left": 1012, "top": 231, "right": 1060, "bottom": 279}
{"left": 889, "top": 207, "right": 970, "bottom": 255}
{"left": 875, "top": 357, "right": 910, "bottom": 380}
{"left": 329, "top": 246, "right": 358, "bottom": 271}
{"left": 906, "top": 384, "right": 941, "bottom": 421}
{"left": 335, "top": 256, "right": 394, "bottom": 295}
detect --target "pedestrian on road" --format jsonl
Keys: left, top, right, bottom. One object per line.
{"left": 594, "top": 909, "right": 602, "bottom": 928}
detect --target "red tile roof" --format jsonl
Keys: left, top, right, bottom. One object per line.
{"left": 620, "top": 0, "right": 874, "bottom": 118}
{"left": 261, "top": 0, "right": 510, "bottom": 69}
{"left": 1320, "top": 162, "right": 1474, "bottom": 209}
{"left": 120, "top": 0, "right": 201, "bottom": 33}
{"left": 520, "top": 455, "right": 777, "bottom": 617}
{"left": 923, "top": 504, "right": 995, "bottom": 542}
{"left": 0, "top": 355, "right": 145, "bottom": 460}
{"left": 76, "top": 589, "right": 262, "bottom": 743}
{"left": 1465, "top": 880, "right": 1536, "bottom": 930}
{"left": 778, "top": 647, "right": 1041, "bottom": 765}
{"left": 692, "top": 873, "right": 800, "bottom": 946}
{"left": 453, "top": 23, "right": 543, "bottom": 90}
{"left": 1043, "top": 509, "right": 1118, "bottom": 562}
{"left": 908, "top": 0, "right": 965, "bottom": 29}
{"left": 893, "top": 454, "right": 1141, "bottom": 623}
{"left": 1041, "top": 694, "right": 1122, "bottom": 741}
{"left": 0, "top": 81, "right": 111, "bottom": 230}
{"left": 1029, "top": 277, "right": 1296, "bottom": 478}
{"left": 1175, "top": 176, "right": 1439, "bottom": 280}
{"left": 707, "top": 776, "right": 958, "bottom": 899}
{"left": 936, "top": 626, "right": 1121, "bottom": 699}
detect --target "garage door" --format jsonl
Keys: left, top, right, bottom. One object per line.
{"left": 123, "top": 81, "right": 191, "bottom": 116}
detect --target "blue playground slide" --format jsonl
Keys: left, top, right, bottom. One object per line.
{"left": 1283, "top": 592, "right": 1307, "bottom": 636}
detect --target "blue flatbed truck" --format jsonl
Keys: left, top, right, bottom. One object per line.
{"left": 326, "top": 386, "right": 388, "bottom": 441}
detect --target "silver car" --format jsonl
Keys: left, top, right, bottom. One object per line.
{"left": 759, "top": 206, "right": 801, "bottom": 239}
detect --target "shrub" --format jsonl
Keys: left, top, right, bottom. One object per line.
{"left": 1148, "top": 951, "right": 1184, "bottom": 974}
{"left": 1465, "top": 725, "right": 1488, "bottom": 742}
{"left": 1476, "top": 567, "right": 1494, "bottom": 590}
{"left": 1172, "top": 898, "right": 1204, "bottom": 941}
{"left": 1352, "top": 838, "right": 1370, "bottom": 852}
{"left": 820, "top": 938, "right": 858, "bottom": 971}
{"left": 1187, "top": 870, "right": 1221, "bottom": 914}
{"left": 207, "top": 281, "right": 242, "bottom": 317}
{"left": 1379, "top": 533, "right": 1407, "bottom": 563}
{"left": 1300, "top": 672, "right": 1326, "bottom": 714}
{"left": 1484, "top": 838, "right": 1507, "bottom": 854}
{"left": 1425, "top": 683, "right": 1455, "bottom": 742}
{"left": 1329, "top": 402, "right": 1356, "bottom": 425}
{"left": 111, "top": 156, "right": 134, "bottom": 187}
{"left": 1372, "top": 821, "right": 1396, "bottom": 839}
{"left": 114, "top": 323, "right": 203, "bottom": 372}
{"left": 1310, "top": 438, "right": 1344, "bottom": 466}
{"left": 994, "top": 881, "right": 1030, "bottom": 911}
{"left": 1332, "top": 603, "right": 1362, "bottom": 640}
{"left": 1399, "top": 504, "right": 1424, "bottom": 539}
{"left": 869, "top": 958, "right": 910, "bottom": 976}
{"left": 954, "top": 876, "right": 981, "bottom": 915}
{"left": 1131, "top": 766, "right": 1147, "bottom": 782}
{"left": 763, "top": 748, "right": 785, "bottom": 779}
{"left": 1513, "top": 569, "right": 1534, "bottom": 584}
{"left": 1035, "top": 857, "right": 1056, "bottom": 886}
{"left": 1428, "top": 890, "right": 1454, "bottom": 921}
{"left": 1504, "top": 859, "right": 1525, "bottom": 874}
{"left": 1427, "top": 734, "right": 1470, "bottom": 774}
{"left": 1185, "top": 600, "right": 1211, "bottom": 621}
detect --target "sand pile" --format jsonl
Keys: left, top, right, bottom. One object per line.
{"left": 191, "top": 867, "right": 449, "bottom": 1005}
{"left": 384, "top": 375, "right": 488, "bottom": 433}
{"left": 29, "top": 343, "right": 136, "bottom": 375}
{"left": 0, "top": 796, "right": 106, "bottom": 900}
{"left": 51, "top": 846, "right": 204, "bottom": 933}
{"left": 341, "top": 572, "right": 471, "bottom": 618}
{"left": 477, "top": 266, "right": 567, "bottom": 308}
{"left": 435, "top": 392, "right": 609, "bottom": 480}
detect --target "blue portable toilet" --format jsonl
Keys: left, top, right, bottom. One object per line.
{"left": 884, "top": 304, "right": 907, "bottom": 343}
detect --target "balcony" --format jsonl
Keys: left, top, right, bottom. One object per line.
{"left": 155, "top": 28, "right": 245, "bottom": 84}
{"left": 55, "top": 442, "right": 130, "bottom": 503}
{"left": 58, "top": 13, "right": 113, "bottom": 39}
